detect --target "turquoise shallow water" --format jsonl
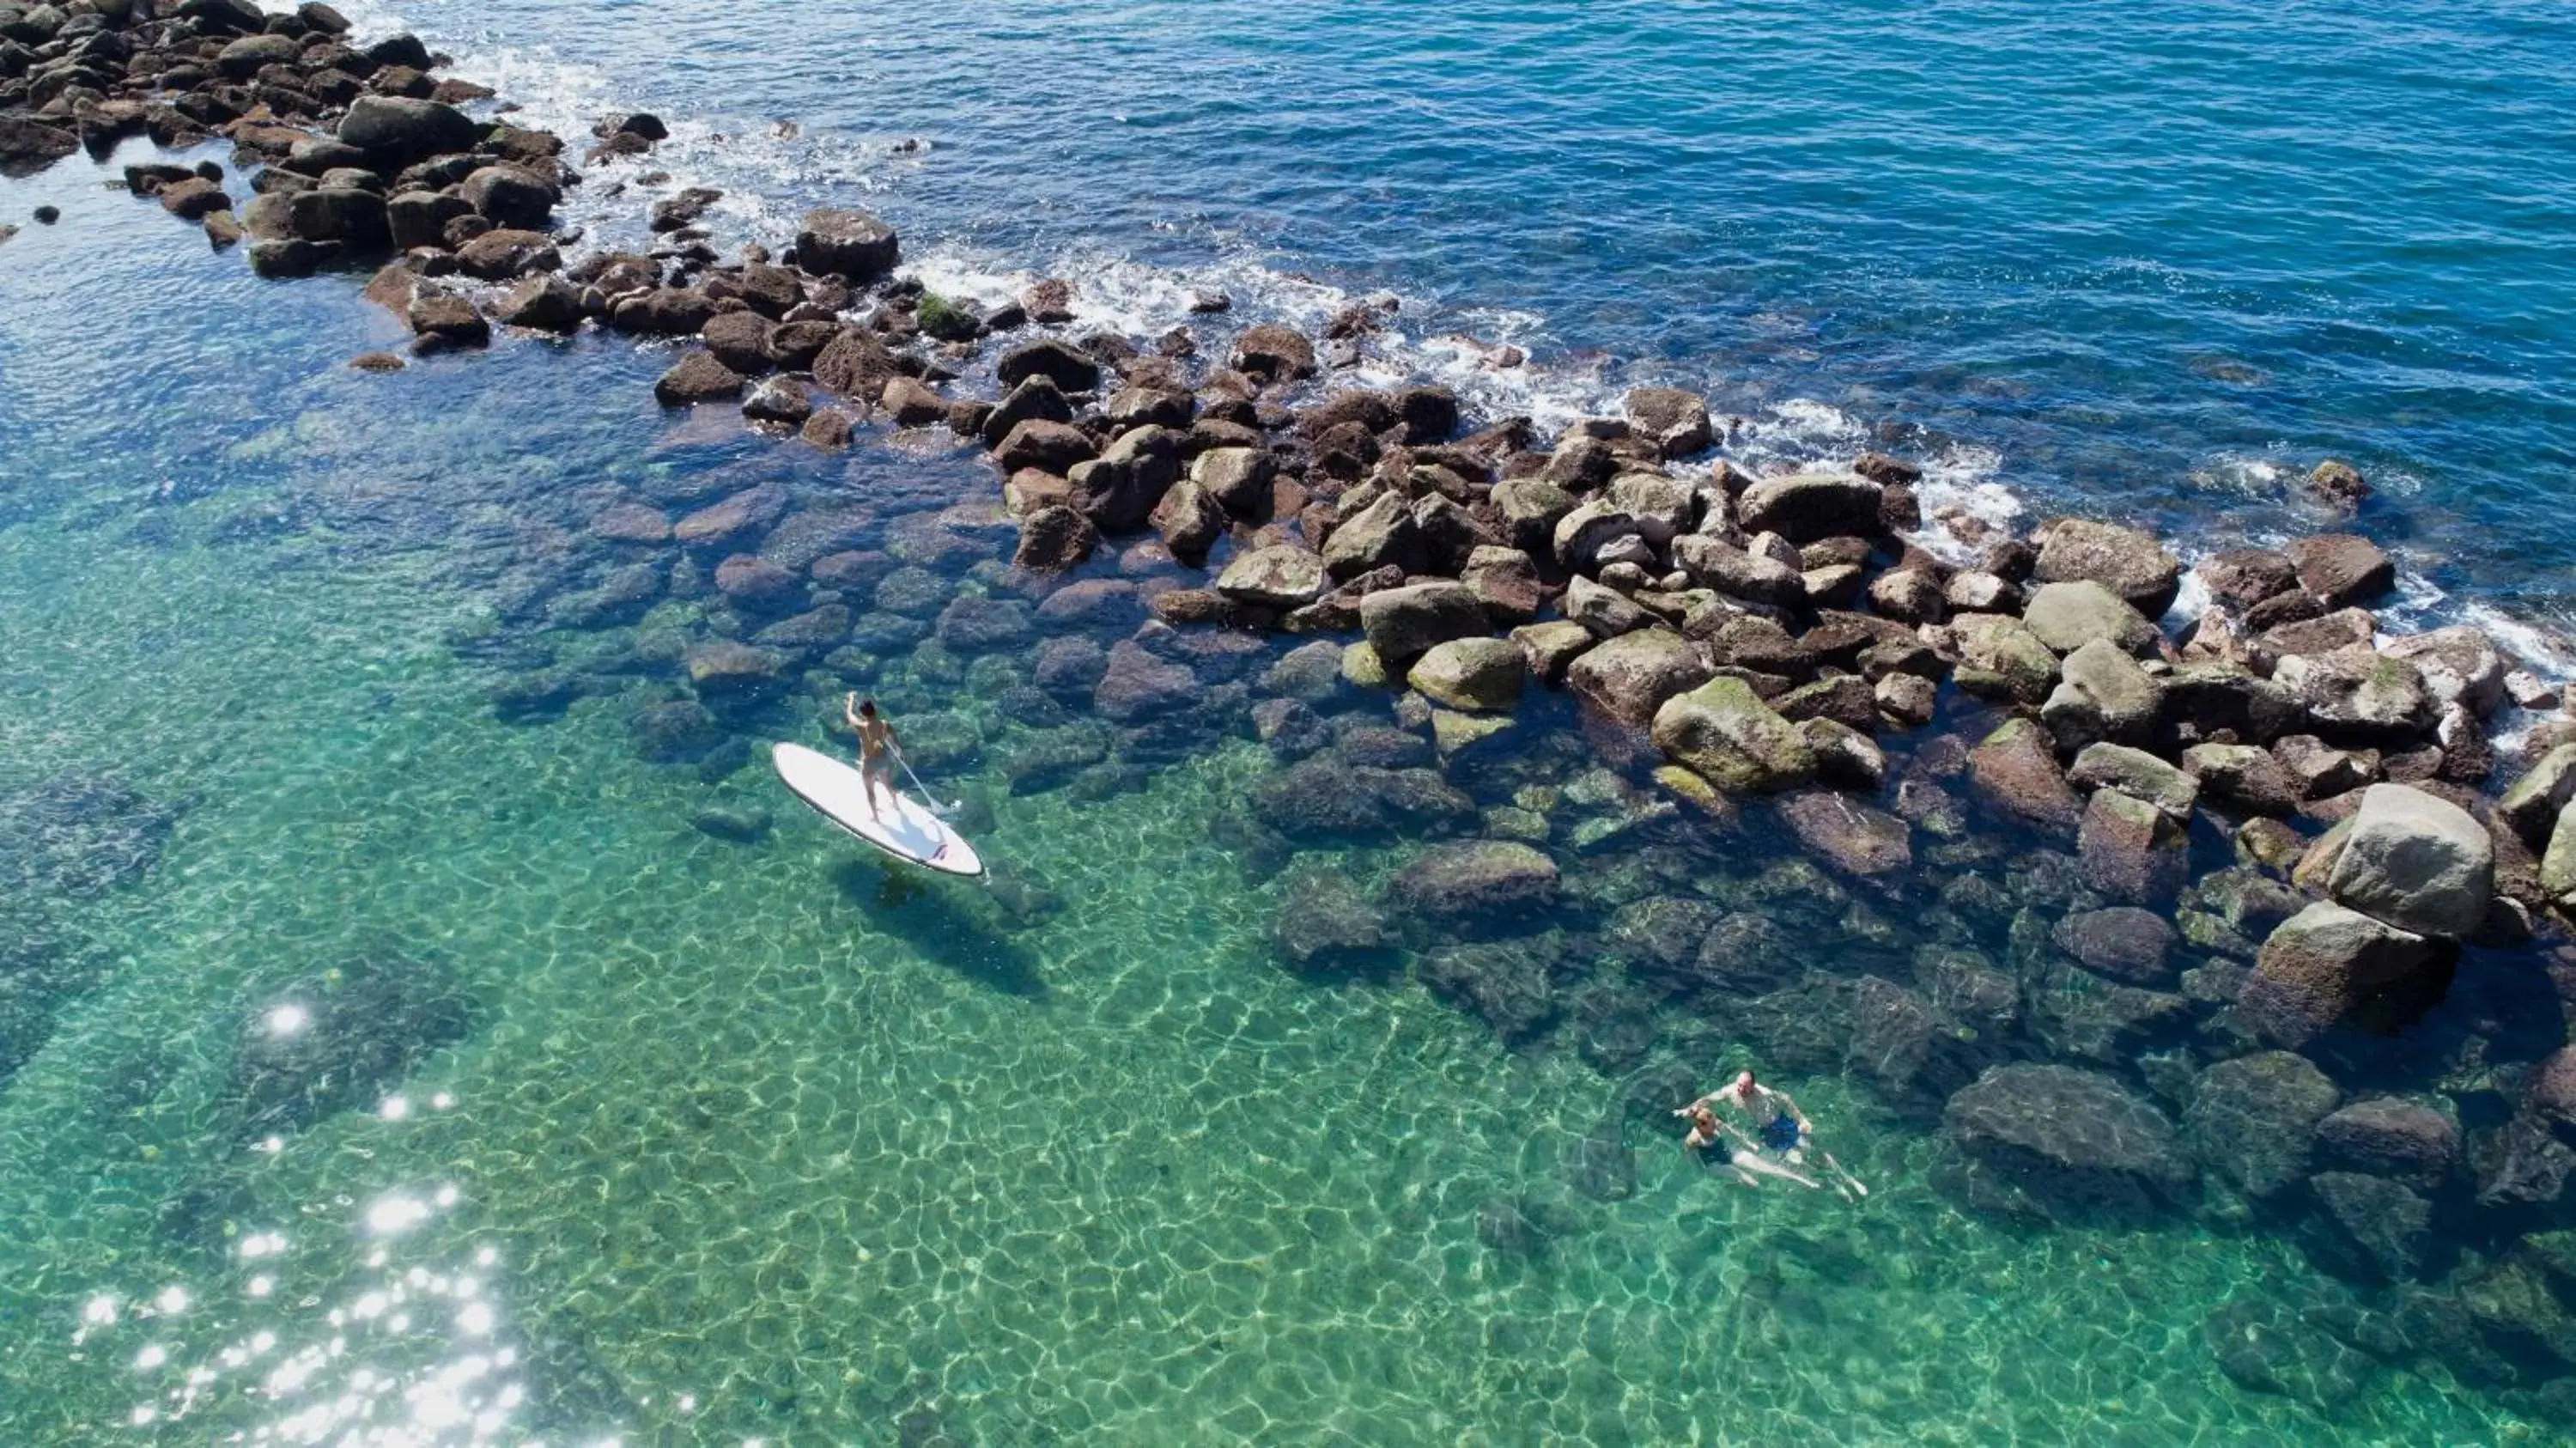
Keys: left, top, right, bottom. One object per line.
{"left": 0, "top": 138, "right": 2555, "bottom": 1445}
{"left": 5, "top": 1, "right": 2576, "bottom": 1443}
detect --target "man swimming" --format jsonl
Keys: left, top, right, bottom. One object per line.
{"left": 1686, "top": 1071, "right": 1869, "bottom": 1199}
{"left": 1675, "top": 1098, "right": 1818, "bottom": 1189}
{"left": 842, "top": 693, "right": 901, "bottom": 821}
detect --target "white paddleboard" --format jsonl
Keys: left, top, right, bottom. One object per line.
{"left": 771, "top": 741, "right": 986, "bottom": 879}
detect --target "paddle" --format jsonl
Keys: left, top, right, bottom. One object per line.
{"left": 892, "top": 745, "right": 960, "bottom": 818}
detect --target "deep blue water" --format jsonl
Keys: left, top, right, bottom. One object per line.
{"left": 379, "top": 0, "right": 2576, "bottom": 612}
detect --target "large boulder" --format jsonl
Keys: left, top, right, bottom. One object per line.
{"left": 2181, "top": 1051, "right": 2340, "bottom": 1201}
{"left": 2499, "top": 744, "right": 2576, "bottom": 847}
{"left": 795, "top": 207, "right": 899, "bottom": 280}
{"left": 1214, "top": 545, "right": 1328, "bottom": 609}
{"left": 1953, "top": 614, "right": 2060, "bottom": 705}
{"left": 1228, "top": 323, "right": 1317, "bottom": 382}
{"left": 2042, "top": 637, "right": 2163, "bottom": 749}
{"left": 1735, "top": 472, "right": 1883, "bottom": 543}
{"left": 2274, "top": 647, "right": 2434, "bottom": 741}
{"left": 2078, "top": 787, "right": 2184, "bottom": 905}
{"left": 2287, "top": 534, "right": 2394, "bottom": 608}
{"left": 336, "top": 96, "right": 477, "bottom": 168}
{"left": 1649, "top": 677, "right": 1815, "bottom": 793}
{"left": 2324, "top": 783, "right": 2493, "bottom": 939}
{"left": 458, "top": 164, "right": 556, "bottom": 229}
{"left": 1623, "top": 386, "right": 1713, "bottom": 457}
{"left": 1566, "top": 628, "right": 1710, "bottom": 727}
{"left": 1387, "top": 841, "right": 1560, "bottom": 922}
{"left": 2020, "top": 580, "right": 2161, "bottom": 657}
{"left": 1943, "top": 1064, "right": 2196, "bottom": 1219}
{"left": 1409, "top": 638, "right": 1525, "bottom": 713}
{"left": 1072, "top": 425, "right": 1182, "bottom": 534}
{"left": 998, "top": 338, "right": 1102, "bottom": 393}
{"left": 2239, "top": 902, "right": 2445, "bottom": 1047}
{"left": 2383, "top": 627, "right": 2506, "bottom": 717}
{"left": 2182, "top": 743, "right": 2301, "bottom": 817}
{"left": 993, "top": 418, "right": 1097, "bottom": 476}
{"left": 1358, "top": 581, "right": 1488, "bottom": 665}
{"left": 2032, "top": 520, "right": 2182, "bottom": 616}
{"left": 1321, "top": 491, "right": 1422, "bottom": 580}
{"left": 1965, "top": 718, "right": 2080, "bottom": 832}
{"left": 2067, "top": 743, "right": 2198, "bottom": 823}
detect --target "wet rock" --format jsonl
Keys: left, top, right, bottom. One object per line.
{"left": 227, "top": 952, "right": 473, "bottom": 1144}
{"left": 1623, "top": 386, "right": 1711, "bottom": 457}
{"left": 336, "top": 94, "right": 476, "bottom": 168}
{"left": 2183, "top": 1050, "right": 2339, "bottom": 1200}
{"left": 654, "top": 350, "right": 744, "bottom": 406}
{"left": 1091, "top": 640, "right": 1197, "bottom": 723}
{"left": 2054, "top": 907, "right": 2178, "bottom": 987}
{"left": 1943, "top": 1063, "right": 2195, "bottom": 1219}
{"left": 2184, "top": 743, "right": 2300, "bottom": 817}
{"left": 2384, "top": 626, "right": 2506, "bottom": 717}
{"left": 2275, "top": 648, "right": 2434, "bottom": 742}
{"left": 2240, "top": 902, "right": 2445, "bottom": 1047}
{"left": 2204, "top": 1299, "right": 2377, "bottom": 1411}
{"left": 1650, "top": 677, "right": 1815, "bottom": 793}
{"left": 2079, "top": 787, "right": 2184, "bottom": 904}
{"left": 1422, "top": 934, "right": 1565, "bottom": 1043}
{"left": 1966, "top": 717, "right": 2081, "bottom": 832}
{"left": 2020, "top": 580, "right": 2161, "bottom": 657}
{"left": 2199, "top": 549, "right": 2300, "bottom": 611}
{"left": 1228, "top": 323, "right": 1317, "bottom": 382}
{"left": 1512, "top": 620, "right": 1595, "bottom": 687}
{"left": 2317, "top": 1097, "right": 2458, "bottom": 1189}
{"left": 1735, "top": 472, "right": 1882, "bottom": 543}
{"left": 1566, "top": 627, "right": 1709, "bottom": 727}
{"left": 2323, "top": 782, "right": 2493, "bottom": 940}
{"left": 1952, "top": 613, "right": 2060, "bottom": 705}
{"left": 1192, "top": 447, "right": 1274, "bottom": 520}
{"left": 1270, "top": 866, "right": 1392, "bottom": 976}
{"left": 1359, "top": 581, "right": 1488, "bottom": 666}
{"left": 492, "top": 272, "right": 581, "bottom": 332}
{"left": 2042, "top": 637, "right": 2161, "bottom": 749}
{"left": 459, "top": 163, "right": 556, "bottom": 229}
{"left": 2033, "top": 519, "right": 2182, "bottom": 617}
{"left": 2499, "top": 744, "right": 2576, "bottom": 847}
{"left": 2068, "top": 743, "right": 2199, "bottom": 823}
{"left": 1778, "top": 790, "right": 1911, "bottom": 879}
{"left": 742, "top": 374, "right": 812, "bottom": 426}
{"left": 1409, "top": 637, "right": 1525, "bottom": 713}
{"left": 1013, "top": 504, "right": 1100, "bottom": 573}
{"left": 794, "top": 206, "right": 899, "bottom": 281}
{"left": 2287, "top": 534, "right": 2395, "bottom": 608}
{"left": 993, "top": 418, "right": 1096, "bottom": 476}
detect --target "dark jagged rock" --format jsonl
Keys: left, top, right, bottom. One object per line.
{"left": 794, "top": 206, "right": 898, "bottom": 280}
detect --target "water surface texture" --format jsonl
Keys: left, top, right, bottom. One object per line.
{"left": 3, "top": 0, "right": 2575, "bottom": 1444}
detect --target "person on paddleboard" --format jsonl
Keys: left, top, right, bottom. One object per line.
{"left": 842, "top": 693, "right": 902, "bottom": 820}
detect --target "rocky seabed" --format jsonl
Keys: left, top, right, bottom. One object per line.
{"left": 17, "top": 0, "right": 2576, "bottom": 1427}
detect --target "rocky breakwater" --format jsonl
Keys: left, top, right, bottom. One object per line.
{"left": 23, "top": 2, "right": 2576, "bottom": 1425}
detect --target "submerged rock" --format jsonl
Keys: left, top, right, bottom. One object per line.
{"left": 228, "top": 953, "right": 475, "bottom": 1144}
{"left": 1421, "top": 934, "right": 1567, "bottom": 1044}
{"left": 1942, "top": 1063, "right": 2196, "bottom": 1220}
{"left": 2182, "top": 1050, "right": 2339, "bottom": 1202}
{"left": 1387, "top": 840, "right": 1560, "bottom": 924}
{"left": 1270, "top": 866, "right": 1392, "bottom": 976}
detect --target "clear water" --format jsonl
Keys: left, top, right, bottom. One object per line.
{"left": 2, "top": 0, "right": 2572, "bottom": 1443}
